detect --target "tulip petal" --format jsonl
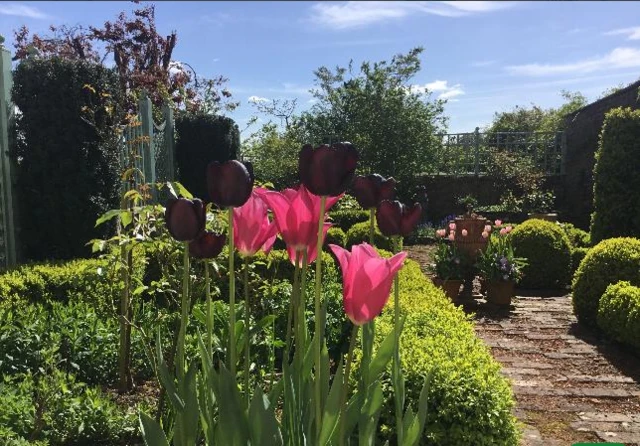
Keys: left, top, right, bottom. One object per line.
{"left": 379, "top": 177, "right": 396, "bottom": 202}
{"left": 401, "top": 203, "right": 422, "bottom": 236}
{"left": 189, "top": 231, "right": 226, "bottom": 259}
{"left": 165, "top": 198, "right": 206, "bottom": 241}
{"left": 207, "top": 160, "right": 253, "bottom": 208}
{"left": 352, "top": 176, "right": 377, "bottom": 209}
{"left": 376, "top": 200, "right": 402, "bottom": 237}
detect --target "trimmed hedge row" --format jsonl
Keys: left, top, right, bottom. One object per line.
{"left": 328, "top": 209, "right": 370, "bottom": 232}
{"left": 597, "top": 281, "right": 640, "bottom": 350}
{"left": 346, "top": 221, "right": 392, "bottom": 250}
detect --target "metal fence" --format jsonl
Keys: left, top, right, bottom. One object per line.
{"left": 0, "top": 47, "right": 17, "bottom": 269}
{"left": 431, "top": 127, "right": 566, "bottom": 177}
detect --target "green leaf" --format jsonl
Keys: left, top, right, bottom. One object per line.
{"left": 318, "top": 358, "right": 344, "bottom": 445}
{"left": 213, "top": 364, "right": 249, "bottom": 445}
{"left": 121, "top": 210, "right": 133, "bottom": 228}
{"left": 403, "top": 370, "right": 434, "bottom": 446}
{"left": 139, "top": 411, "right": 170, "bottom": 446}
{"left": 95, "top": 209, "right": 124, "bottom": 227}
{"left": 167, "top": 181, "right": 194, "bottom": 199}
{"left": 369, "top": 317, "right": 404, "bottom": 379}
{"left": 248, "top": 385, "right": 283, "bottom": 445}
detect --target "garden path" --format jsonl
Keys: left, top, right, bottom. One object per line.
{"left": 406, "top": 245, "right": 640, "bottom": 446}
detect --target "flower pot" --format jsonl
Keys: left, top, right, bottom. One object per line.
{"left": 486, "top": 280, "right": 515, "bottom": 306}
{"left": 527, "top": 212, "right": 558, "bottom": 222}
{"left": 433, "top": 278, "right": 463, "bottom": 301}
{"left": 479, "top": 277, "right": 487, "bottom": 296}
{"left": 453, "top": 215, "right": 490, "bottom": 261}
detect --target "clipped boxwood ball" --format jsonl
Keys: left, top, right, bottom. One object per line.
{"left": 324, "top": 227, "right": 347, "bottom": 247}
{"left": 345, "top": 221, "right": 392, "bottom": 250}
{"left": 510, "top": 219, "right": 572, "bottom": 289}
{"left": 572, "top": 237, "right": 640, "bottom": 327}
{"left": 597, "top": 281, "right": 640, "bottom": 349}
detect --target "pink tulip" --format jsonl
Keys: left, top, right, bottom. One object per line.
{"left": 256, "top": 185, "right": 341, "bottom": 266}
{"left": 484, "top": 225, "right": 492, "bottom": 232}
{"left": 329, "top": 243, "right": 407, "bottom": 325}
{"left": 233, "top": 189, "right": 279, "bottom": 258}
{"left": 495, "top": 219, "right": 502, "bottom": 226}
{"left": 449, "top": 222, "right": 456, "bottom": 230}
{"left": 482, "top": 231, "right": 489, "bottom": 239}
{"left": 448, "top": 232, "right": 455, "bottom": 241}
{"left": 500, "top": 228, "right": 507, "bottom": 235}
{"left": 461, "top": 229, "right": 468, "bottom": 237}
{"left": 436, "top": 229, "right": 446, "bottom": 237}
{"left": 505, "top": 225, "right": 513, "bottom": 233}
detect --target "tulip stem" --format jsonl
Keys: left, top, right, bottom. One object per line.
{"left": 228, "top": 207, "right": 237, "bottom": 377}
{"left": 314, "top": 195, "right": 327, "bottom": 440}
{"left": 287, "top": 250, "right": 302, "bottom": 362}
{"left": 393, "top": 235, "right": 404, "bottom": 446}
{"left": 300, "top": 250, "right": 308, "bottom": 350}
{"left": 369, "top": 208, "right": 375, "bottom": 246}
{"left": 243, "top": 257, "right": 250, "bottom": 406}
{"left": 177, "top": 242, "right": 190, "bottom": 378}
{"left": 205, "top": 260, "right": 212, "bottom": 359}
{"left": 339, "top": 324, "right": 359, "bottom": 446}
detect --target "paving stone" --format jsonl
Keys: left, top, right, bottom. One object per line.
{"left": 502, "top": 367, "right": 541, "bottom": 376}
{"left": 571, "top": 421, "right": 640, "bottom": 433}
{"left": 579, "top": 388, "right": 632, "bottom": 398}
{"left": 596, "top": 431, "right": 640, "bottom": 443}
{"left": 511, "top": 361, "right": 554, "bottom": 369}
{"left": 525, "top": 333, "right": 560, "bottom": 340}
{"left": 544, "top": 352, "right": 581, "bottom": 359}
{"left": 565, "top": 374, "right": 636, "bottom": 384}
{"left": 579, "top": 412, "right": 634, "bottom": 422}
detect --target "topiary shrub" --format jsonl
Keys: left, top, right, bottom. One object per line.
{"left": 328, "top": 209, "right": 370, "bottom": 231}
{"left": 12, "top": 57, "right": 123, "bottom": 262}
{"left": 345, "top": 221, "right": 392, "bottom": 250}
{"left": 570, "top": 247, "right": 590, "bottom": 276}
{"left": 561, "top": 222, "right": 591, "bottom": 248}
{"left": 324, "top": 227, "right": 346, "bottom": 247}
{"left": 590, "top": 107, "right": 640, "bottom": 244}
{"left": 597, "top": 281, "right": 640, "bottom": 350}
{"left": 175, "top": 114, "right": 240, "bottom": 200}
{"left": 510, "top": 219, "right": 572, "bottom": 289}
{"left": 572, "top": 237, "right": 640, "bottom": 327}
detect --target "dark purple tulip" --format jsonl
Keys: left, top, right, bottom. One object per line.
{"left": 299, "top": 142, "right": 359, "bottom": 197}
{"left": 206, "top": 160, "right": 254, "bottom": 208}
{"left": 376, "top": 200, "right": 422, "bottom": 237}
{"left": 165, "top": 198, "right": 206, "bottom": 241}
{"left": 189, "top": 231, "right": 226, "bottom": 259}
{"left": 352, "top": 174, "right": 396, "bottom": 209}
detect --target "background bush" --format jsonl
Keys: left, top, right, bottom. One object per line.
{"left": 570, "top": 247, "right": 590, "bottom": 276}
{"left": 561, "top": 223, "right": 591, "bottom": 248}
{"left": 12, "top": 57, "right": 122, "bottom": 262}
{"left": 590, "top": 107, "right": 640, "bottom": 244}
{"left": 175, "top": 113, "right": 240, "bottom": 200}
{"left": 328, "top": 209, "right": 370, "bottom": 231}
{"left": 572, "top": 237, "right": 640, "bottom": 326}
{"left": 345, "top": 221, "right": 392, "bottom": 250}
{"left": 510, "top": 219, "right": 572, "bottom": 289}
{"left": 324, "top": 227, "right": 346, "bottom": 247}
{"left": 597, "top": 281, "right": 640, "bottom": 350}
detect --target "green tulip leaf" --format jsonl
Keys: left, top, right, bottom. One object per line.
{"left": 139, "top": 411, "right": 169, "bottom": 446}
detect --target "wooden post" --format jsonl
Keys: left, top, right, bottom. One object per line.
{"left": 0, "top": 47, "right": 17, "bottom": 268}
{"left": 138, "top": 92, "right": 156, "bottom": 200}
{"left": 163, "top": 103, "right": 175, "bottom": 182}
{"left": 474, "top": 127, "right": 480, "bottom": 177}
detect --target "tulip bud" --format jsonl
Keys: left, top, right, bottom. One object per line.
{"left": 165, "top": 198, "right": 206, "bottom": 241}
{"left": 436, "top": 229, "right": 446, "bottom": 237}
{"left": 461, "top": 229, "right": 468, "bottom": 237}
{"left": 376, "top": 200, "right": 422, "bottom": 237}
{"left": 449, "top": 222, "right": 456, "bottom": 231}
{"left": 448, "top": 232, "right": 455, "bottom": 241}
{"left": 484, "top": 225, "right": 492, "bottom": 232}
{"left": 351, "top": 174, "right": 396, "bottom": 209}
{"left": 500, "top": 228, "right": 507, "bottom": 235}
{"left": 206, "top": 160, "right": 254, "bottom": 208}
{"left": 299, "top": 142, "right": 359, "bottom": 197}
{"left": 482, "top": 231, "right": 490, "bottom": 239}
{"left": 505, "top": 225, "right": 513, "bottom": 233}
{"left": 189, "top": 231, "right": 226, "bottom": 259}
{"left": 495, "top": 219, "right": 503, "bottom": 226}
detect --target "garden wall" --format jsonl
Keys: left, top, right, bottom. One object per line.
{"left": 561, "top": 80, "right": 640, "bottom": 229}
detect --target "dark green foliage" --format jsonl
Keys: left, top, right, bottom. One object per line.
{"left": 562, "top": 223, "right": 591, "bottom": 248}
{"left": 11, "top": 57, "right": 122, "bottom": 261}
{"left": 572, "top": 237, "right": 640, "bottom": 326}
{"left": 590, "top": 107, "right": 640, "bottom": 244}
{"left": 345, "top": 221, "right": 392, "bottom": 250}
{"left": 175, "top": 114, "right": 240, "bottom": 200}
{"left": 324, "top": 227, "right": 346, "bottom": 247}
{"left": 405, "top": 224, "right": 436, "bottom": 245}
{"left": 570, "top": 247, "right": 590, "bottom": 276}
{"left": 597, "top": 281, "right": 640, "bottom": 350}
{"left": 510, "top": 219, "right": 572, "bottom": 289}
{"left": 328, "top": 209, "right": 370, "bottom": 231}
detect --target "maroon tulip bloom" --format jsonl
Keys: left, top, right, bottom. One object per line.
{"left": 352, "top": 174, "right": 396, "bottom": 209}
{"left": 165, "top": 198, "right": 206, "bottom": 241}
{"left": 376, "top": 200, "right": 422, "bottom": 237}
{"left": 189, "top": 231, "right": 226, "bottom": 259}
{"left": 206, "top": 160, "right": 254, "bottom": 208}
{"left": 299, "top": 142, "right": 359, "bottom": 197}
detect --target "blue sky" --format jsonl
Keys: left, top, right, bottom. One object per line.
{"left": 1, "top": 1, "right": 640, "bottom": 135}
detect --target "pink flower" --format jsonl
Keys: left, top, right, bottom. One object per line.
{"left": 505, "top": 225, "right": 513, "bottom": 233}
{"left": 495, "top": 219, "right": 502, "bottom": 226}
{"left": 484, "top": 225, "right": 492, "bottom": 232}
{"left": 329, "top": 243, "right": 407, "bottom": 325}
{"left": 448, "top": 232, "right": 455, "bottom": 241}
{"left": 436, "top": 229, "right": 446, "bottom": 238}
{"left": 461, "top": 229, "right": 468, "bottom": 237}
{"left": 481, "top": 231, "right": 490, "bottom": 239}
{"left": 449, "top": 222, "right": 456, "bottom": 230}
{"left": 500, "top": 228, "right": 507, "bottom": 235}
{"left": 256, "top": 185, "right": 341, "bottom": 266}
{"left": 233, "top": 189, "right": 279, "bottom": 257}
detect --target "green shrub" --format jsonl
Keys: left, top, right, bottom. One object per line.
{"left": 572, "top": 237, "right": 640, "bottom": 326}
{"left": 12, "top": 57, "right": 123, "bottom": 261}
{"left": 597, "top": 281, "right": 640, "bottom": 350}
{"left": 175, "top": 114, "right": 240, "bottom": 200}
{"left": 328, "top": 209, "right": 370, "bottom": 231}
{"left": 354, "top": 253, "right": 519, "bottom": 445}
{"left": 325, "top": 227, "right": 347, "bottom": 247}
{"left": 561, "top": 222, "right": 591, "bottom": 248}
{"left": 570, "top": 247, "right": 590, "bottom": 276}
{"left": 346, "top": 221, "right": 392, "bottom": 250}
{"left": 510, "top": 219, "right": 572, "bottom": 289}
{"left": 405, "top": 224, "right": 436, "bottom": 245}
{"left": 590, "top": 107, "right": 640, "bottom": 244}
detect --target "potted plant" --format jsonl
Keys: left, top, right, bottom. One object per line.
{"left": 453, "top": 194, "right": 491, "bottom": 262}
{"left": 476, "top": 227, "right": 526, "bottom": 305}
{"left": 430, "top": 230, "right": 466, "bottom": 301}
{"left": 525, "top": 190, "right": 558, "bottom": 222}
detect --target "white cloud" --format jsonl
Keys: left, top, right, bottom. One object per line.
{"left": 604, "top": 26, "right": 640, "bottom": 41}
{"left": 0, "top": 3, "right": 49, "bottom": 19}
{"left": 410, "top": 80, "right": 465, "bottom": 100}
{"left": 309, "top": 1, "right": 516, "bottom": 30}
{"left": 505, "top": 47, "right": 640, "bottom": 76}
{"left": 248, "top": 96, "right": 269, "bottom": 103}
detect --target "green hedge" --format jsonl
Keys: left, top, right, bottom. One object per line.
{"left": 12, "top": 57, "right": 122, "bottom": 261}
{"left": 175, "top": 114, "right": 241, "bottom": 200}
{"left": 328, "top": 209, "right": 370, "bottom": 231}
{"left": 325, "top": 227, "right": 347, "bottom": 247}
{"left": 355, "top": 253, "right": 519, "bottom": 445}
{"left": 570, "top": 247, "right": 590, "bottom": 276}
{"left": 597, "top": 281, "right": 640, "bottom": 350}
{"left": 561, "top": 223, "right": 591, "bottom": 248}
{"left": 510, "top": 219, "right": 572, "bottom": 289}
{"left": 572, "top": 237, "right": 640, "bottom": 327}
{"left": 346, "top": 221, "right": 392, "bottom": 250}
{"left": 590, "top": 107, "right": 640, "bottom": 244}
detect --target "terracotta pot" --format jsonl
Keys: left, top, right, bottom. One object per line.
{"left": 527, "top": 212, "right": 558, "bottom": 222}
{"left": 453, "top": 215, "right": 490, "bottom": 261}
{"left": 434, "top": 279, "right": 463, "bottom": 301}
{"left": 486, "top": 280, "right": 515, "bottom": 306}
